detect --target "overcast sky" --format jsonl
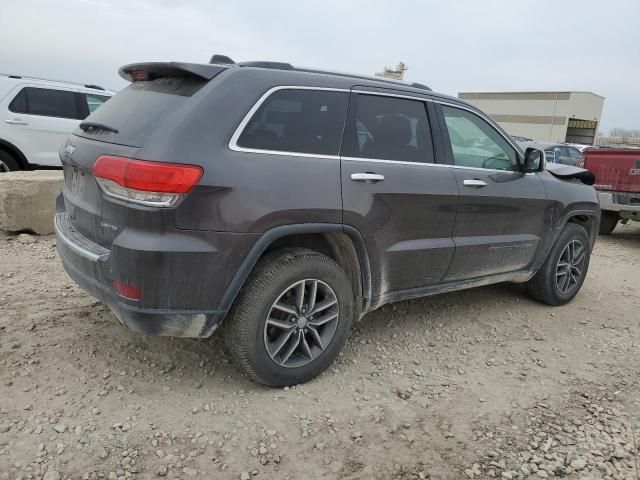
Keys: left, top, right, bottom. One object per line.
{"left": 2, "top": 0, "right": 638, "bottom": 131}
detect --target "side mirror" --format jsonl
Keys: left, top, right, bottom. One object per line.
{"left": 523, "top": 147, "right": 545, "bottom": 173}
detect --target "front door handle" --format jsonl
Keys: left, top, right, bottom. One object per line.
{"left": 5, "top": 118, "right": 28, "bottom": 125}
{"left": 463, "top": 179, "right": 487, "bottom": 187}
{"left": 351, "top": 173, "right": 384, "bottom": 183}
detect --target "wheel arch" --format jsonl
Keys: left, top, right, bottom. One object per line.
{"left": 562, "top": 209, "right": 599, "bottom": 250}
{"left": 0, "top": 138, "right": 29, "bottom": 170}
{"left": 529, "top": 207, "right": 599, "bottom": 277}
{"left": 210, "top": 224, "right": 371, "bottom": 334}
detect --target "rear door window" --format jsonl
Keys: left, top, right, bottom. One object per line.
{"left": 9, "top": 87, "right": 79, "bottom": 119}
{"left": 341, "top": 93, "right": 434, "bottom": 163}
{"left": 236, "top": 89, "right": 348, "bottom": 155}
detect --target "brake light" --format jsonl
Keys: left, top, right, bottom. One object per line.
{"left": 92, "top": 155, "right": 203, "bottom": 207}
{"left": 112, "top": 280, "right": 141, "bottom": 301}
{"left": 577, "top": 156, "right": 585, "bottom": 168}
{"left": 130, "top": 70, "right": 147, "bottom": 81}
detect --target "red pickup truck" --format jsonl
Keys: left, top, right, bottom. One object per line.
{"left": 578, "top": 148, "right": 640, "bottom": 234}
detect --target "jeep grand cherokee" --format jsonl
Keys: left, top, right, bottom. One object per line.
{"left": 55, "top": 57, "right": 599, "bottom": 386}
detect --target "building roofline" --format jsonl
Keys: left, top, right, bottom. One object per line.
{"left": 459, "top": 90, "right": 605, "bottom": 99}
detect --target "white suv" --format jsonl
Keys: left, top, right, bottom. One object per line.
{"left": 0, "top": 74, "right": 113, "bottom": 172}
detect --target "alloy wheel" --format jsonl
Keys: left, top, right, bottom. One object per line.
{"left": 555, "top": 239, "right": 586, "bottom": 294}
{"left": 263, "top": 279, "right": 339, "bottom": 368}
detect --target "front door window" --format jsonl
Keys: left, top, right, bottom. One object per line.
{"left": 441, "top": 106, "right": 518, "bottom": 171}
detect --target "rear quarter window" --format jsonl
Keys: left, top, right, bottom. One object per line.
{"left": 236, "top": 89, "right": 348, "bottom": 156}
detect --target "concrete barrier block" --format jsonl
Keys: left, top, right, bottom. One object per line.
{"left": 0, "top": 171, "right": 64, "bottom": 235}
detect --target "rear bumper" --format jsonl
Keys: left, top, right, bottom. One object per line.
{"left": 54, "top": 210, "right": 232, "bottom": 338}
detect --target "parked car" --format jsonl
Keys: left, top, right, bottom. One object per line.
{"left": 517, "top": 141, "right": 584, "bottom": 166}
{"left": 578, "top": 148, "right": 640, "bottom": 234}
{"left": 55, "top": 58, "right": 600, "bottom": 386}
{"left": 566, "top": 143, "right": 591, "bottom": 152}
{"left": 0, "top": 73, "right": 113, "bottom": 171}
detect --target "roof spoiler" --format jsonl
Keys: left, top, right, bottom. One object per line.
{"left": 118, "top": 62, "right": 227, "bottom": 82}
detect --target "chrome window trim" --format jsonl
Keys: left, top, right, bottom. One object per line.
{"left": 227, "top": 85, "right": 528, "bottom": 174}
{"left": 351, "top": 89, "right": 432, "bottom": 103}
{"left": 341, "top": 156, "right": 523, "bottom": 175}
{"left": 341, "top": 156, "right": 433, "bottom": 167}
{"left": 228, "top": 85, "right": 349, "bottom": 157}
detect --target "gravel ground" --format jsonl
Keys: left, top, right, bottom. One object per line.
{"left": 1, "top": 223, "right": 639, "bottom": 480}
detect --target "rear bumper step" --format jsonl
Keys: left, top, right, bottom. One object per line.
{"left": 54, "top": 213, "right": 110, "bottom": 261}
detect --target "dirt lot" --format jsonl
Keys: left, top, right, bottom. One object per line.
{"left": 1, "top": 224, "right": 639, "bottom": 480}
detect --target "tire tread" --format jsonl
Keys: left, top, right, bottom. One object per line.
{"left": 527, "top": 223, "right": 590, "bottom": 306}
{"left": 223, "top": 247, "right": 353, "bottom": 386}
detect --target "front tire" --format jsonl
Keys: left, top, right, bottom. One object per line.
{"left": 598, "top": 211, "right": 619, "bottom": 235}
{"left": 527, "top": 223, "right": 591, "bottom": 306}
{"left": 223, "top": 247, "right": 354, "bottom": 387}
{"left": 0, "top": 150, "right": 20, "bottom": 172}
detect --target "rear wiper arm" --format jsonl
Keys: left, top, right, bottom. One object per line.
{"left": 79, "top": 121, "right": 119, "bottom": 134}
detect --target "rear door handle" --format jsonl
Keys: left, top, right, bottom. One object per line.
{"left": 351, "top": 173, "right": 384, "bottom": 183}
{"left": 463, "top": 179, "right": 487, "bottom": 187}
{"left": 5, "top": 118, "right": 28, "bottom": 125}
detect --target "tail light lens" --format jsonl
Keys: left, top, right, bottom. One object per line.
{"left": 577, "top": 155, "right": 585, "bottom": 168}
{"left": 92, "top": 155, "right": 203, "bottom": 207}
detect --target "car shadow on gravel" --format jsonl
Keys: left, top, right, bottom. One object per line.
{"left": 81, "top": 281, "right": 535, "bottom": 390}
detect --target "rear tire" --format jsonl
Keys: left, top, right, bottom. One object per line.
{"left": 598, "top": 211, "right": 619, "bottom": 235}
{"left": 0, "top": 150, "right": 20, "bottom": 172}
{"left": 223, "top": 247, "right": 354, "bottom": 387}
{"left": 527, "top": 223, "right": 591, "bottom": 306}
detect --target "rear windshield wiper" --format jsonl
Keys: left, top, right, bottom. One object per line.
{"left": 79, "top": 121, "right": 119, "bottom": 134}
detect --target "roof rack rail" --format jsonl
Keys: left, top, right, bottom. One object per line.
{"left": 239, "top": 61, "right": 294, "bottom": 70}
{"left": 409, "top": 82, "right": 432, "bottom": 91}
{"left": 292, "top": 67, "right": 432, "bottom": 91}
{"left": 0, "top": 72, "right": 106, "bottom": 91}
{"left": 206, "top": 54, "right": 432, "bottom": 91}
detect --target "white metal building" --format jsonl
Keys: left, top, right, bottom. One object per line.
{"left": 458, "top": 91, "right": 604, "bottom": 145}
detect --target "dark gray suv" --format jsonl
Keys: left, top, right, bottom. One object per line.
{"left": 55, "top": 58, "right": 599, "bottom": 386}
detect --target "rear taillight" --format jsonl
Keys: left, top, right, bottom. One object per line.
{"left": 92, "top": 155, "right": 203, "bottom": 207}
{"left": 577, "top": 155, "right": 585, "bottom": 168}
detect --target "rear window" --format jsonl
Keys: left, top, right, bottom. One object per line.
{"left": 74, "top": 77, "right": 206, "bottom": 147}
{"left": 236, "top": 89, "right": 348, "bottom": 156}
{"left": 9, "top": 87, "right": 79, "bottom": 119}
